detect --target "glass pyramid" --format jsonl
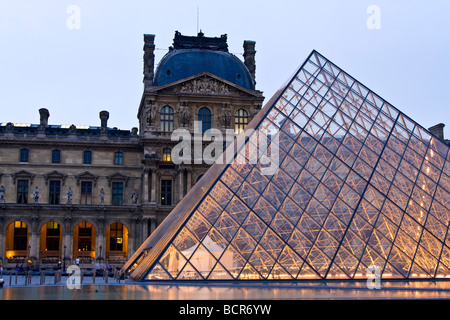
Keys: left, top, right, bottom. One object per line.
{"left": 123, "top": 50, "right": 450, "bottom": 281}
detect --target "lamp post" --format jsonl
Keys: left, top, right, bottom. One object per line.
{"left": 27, "top": 244, "right": 31, "bottom": 269}
{"left": 99, "top": 245, "right": 102, "bottom": 263}
{"left": 63, "top": 245, "right": 67, "bottom": 273}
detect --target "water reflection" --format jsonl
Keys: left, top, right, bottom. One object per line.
{"left": 1, "top": 281, "right": 450, "bottom": 300}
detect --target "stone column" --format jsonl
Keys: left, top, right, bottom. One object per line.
{"left": 142, "top": 218, "right": 148, "bottom": 239}
{"left": 29, "top": 215, "right": 39, "bottom": 263}
{"left": 150, "top": 217, "right": 157, "bottom": 234}
{"left": 186, "top": 168, "right": 192, "bottom": 193}
{"left": 143, "top": 169, "right": 149, "bottom": 204}
{"left": 178, "top": 168, "right": 184, "bottom": 202}
{"left": 0, "top": 216, "right": 4, "bottom": 264}
{"left": 150, "top": 168, "right": 157, "bottom": 203}
{"left": 96, "top": 217, "right": 105, "bottom": 263}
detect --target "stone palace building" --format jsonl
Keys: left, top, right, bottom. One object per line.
{"left": 0, "top": 31, "right": 264, "bottom": 270}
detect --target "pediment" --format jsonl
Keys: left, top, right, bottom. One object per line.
{"left": 43, "top": 171, "right": 68, "bottom": 185}
{"left": 12, "top": 170, "right": 35, "bottom": 184}
{"left": 149, "top": 72, "right": 263, "bottom": 98}
{"left": 74, "top": 171, "right": 99, "bottom": 185}
{"left": 106, "top": 172, "right": 129, "bottom": 187}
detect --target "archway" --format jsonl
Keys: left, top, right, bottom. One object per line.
{"left": 5, "top": 221, "right": 29, "bottom": 263}
{"left": 106, "top": 222, "right": 128, "bottom": 263}
{"left": 73, "top": 222, "right": 96, "bottom": 263}
{"left": 39, "top": 221, "right": 62, "bottom": 264}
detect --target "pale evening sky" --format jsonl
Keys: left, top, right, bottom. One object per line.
{"left": 0, "top": 1, "right": 449, "bottom": 137}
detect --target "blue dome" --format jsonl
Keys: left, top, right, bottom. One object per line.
{"left": 154, "top": 49, "right": 255, "bottom": 90}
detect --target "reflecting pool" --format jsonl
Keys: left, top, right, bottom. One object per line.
{"left": 1, "top": 281, "right": 450, "bottom": 300}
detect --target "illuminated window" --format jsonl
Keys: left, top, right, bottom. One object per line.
{"left": 160, "top": 106, "right": 174, "bottom": 133}
{"left": 234, "top": 109, "right": 248, "bottom": 134}
{"left": 162, "top": 148, "right": 171, "bottom": 162}
{"left": 46, "top": 222, "right": 60, "bottom": 251}
{"left": 13, "top": 221, "right": 27, "bottom": 251}
{"left": 77, "top": 222, "right": 92, "bottom": 251}
{"left": 110, "top": 222, "right": 124, "bottom": 251}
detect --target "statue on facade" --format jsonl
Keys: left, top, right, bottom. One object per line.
{"left": 0, "top": 185, "right": 5, "bottom": 204}
{"left": 99, "top": 188, "right": 105, "bottom": 205}
{"left": 145, "top": 104, "right": 157, "bottom": 127}
{"left": 67, "top": 187, "right": 73, "bottom": 205}
{"left": 131, "top": 190, "right": 138, "bottom": 205}
{"left": 33, "top": 186, "right": 39, "bottom": 204}
{"left": 69, "top": 124, "right": 77, "bottom": 134}
{"left": 219, "top": 105, "right": 232, "bottom": 128}
{"left": 177, "top": 103, "right": 191, "bottom": 127}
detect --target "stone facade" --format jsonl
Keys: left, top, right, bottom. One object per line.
{"left": 0, "top": 31, "right": 264, "bottom": 270}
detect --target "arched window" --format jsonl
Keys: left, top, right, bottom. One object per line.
{"left": 234, "top": 109, "right": 248, "bottom": 134}
{"left": 160, "top": 106, "right": 174, "bottom": 133}
{"left": 162, "top": 148, "right": 171, "bottom": 162}
{"left": 198, "top": 107, "right": 212, "bottom": 133}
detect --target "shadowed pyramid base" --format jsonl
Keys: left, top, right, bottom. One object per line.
{"left": 122, "top": 50, "right": 450, "bottom": 281}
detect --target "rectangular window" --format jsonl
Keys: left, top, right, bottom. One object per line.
{"left": 114, "top": 152, "right": 123, "bottom": 165}
{"left": 162, "top": 148, "right": 171, "bottom": 162}
{"left": 81, "top": 181, "right": 92, "bottom": 205}
{"left": 161, "top": 179, "right": 172, "bottom": 206}
{"left": 49, "top": 180, "right": 61, "bottom": 204}
{"left": 52, "top": 150, "right": 61, "bottom": 164}
{"left": 83, "top": 151, "right": 92, "bottom": 164}
{"left": 20, "top": 149, "right": 29, "bottom": 163}
{"left": 112, "top": 182, "right": 123, "bottom": 206}
{"left": 17, "top": 179, "right": 29, "bottom": 204}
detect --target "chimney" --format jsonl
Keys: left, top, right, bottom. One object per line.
{"left": 39, "top": 108, "right": 50, "bottom": 127}
{"left": 143, "top": 34, "right": 156, "bottom": 87}
{"left": 99, "top": 110, "right": 109, "bottom": 129}
{"left": 243, "top": 40, "right": 256, "bottom": 81}
{"left": 428, "top": 123, "right": 445, "bottom": 140}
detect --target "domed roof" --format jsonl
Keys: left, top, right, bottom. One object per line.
{"left": 153, "top": 32, "right": 255, "bottom": 90}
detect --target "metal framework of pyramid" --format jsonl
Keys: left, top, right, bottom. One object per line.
{"left": 123, "top": 50, "right": 450, "bottom": 281}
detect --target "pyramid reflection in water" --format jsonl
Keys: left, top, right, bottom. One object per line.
{"left": 122, "top": 50, "right": 450, "bottom": 281}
